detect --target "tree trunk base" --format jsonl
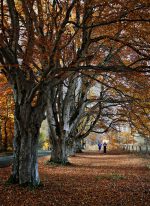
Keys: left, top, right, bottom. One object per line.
{"left": 69, "top": 154, "right": 76, "bottom": 157}
{"left": 6, "top": 175, "right": 43, "bottom": 188}
{"left": 47, "top": 159, "right": 71, "bottom": 166}
{"left": 6, "top": 175, "right": 19, "bottom": 185}
{"left": 76, "top": 149, "right": 83, "bottom": 153}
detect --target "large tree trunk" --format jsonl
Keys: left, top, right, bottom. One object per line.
{"left": 47, "top": 88, "right": 70, "bottom": 165}
{"left": 11, "top": 117, "right": 20, "bottom": 183}
{"left": 9, "top": 100, "right": 45, "bottom": 186}
{"left": 19, "top": 127, "right": 39, "bottom": 186}
{"left": 50, "top": 138, "right": 69, "bottom": 164}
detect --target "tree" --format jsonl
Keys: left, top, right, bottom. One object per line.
{"left": 47, "top": 70, "right": 149, "bottom": 163}
{"left": 47, "top": 72, "right": 102, "bottom": 163}
{"left": 0, "top": 0, "right": 150, "bottom": 186}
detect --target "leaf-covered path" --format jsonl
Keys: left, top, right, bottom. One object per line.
{"left": 0, "top": 150, "right": 150, "bottom": 206}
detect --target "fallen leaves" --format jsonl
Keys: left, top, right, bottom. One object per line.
{"left": 0, "top": 150, "right": 150, "bottom": 206}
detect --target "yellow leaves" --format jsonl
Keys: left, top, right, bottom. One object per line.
{"left": 42, "top": 142, "right": 49, "bottom": 150}
{"left": 65, "top": 24, "right": 75, "bottom": 36}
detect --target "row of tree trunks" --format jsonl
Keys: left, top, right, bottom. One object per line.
{"left": 50, "top": 138, "right": 83, "bottom": 164}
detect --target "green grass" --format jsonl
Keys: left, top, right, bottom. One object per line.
{"left": 45, "top": 160, "right": 72, "bottom": 167}
{"left": 96, "top": 173, "right": 126, "bottom": 181}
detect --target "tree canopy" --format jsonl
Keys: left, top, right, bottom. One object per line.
{"left": 0, "top": 0, "right": 150, "bottom": 186}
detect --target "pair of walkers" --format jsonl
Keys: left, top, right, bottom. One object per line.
{"left": 98, "top": 142, "right": 107, "bottom": 153}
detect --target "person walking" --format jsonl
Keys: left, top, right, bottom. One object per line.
{"left": 103, "top": 142, "right": 107, "bottom": 154}
{"left": 98, "top": 142, "right": 102, "bottom": 152}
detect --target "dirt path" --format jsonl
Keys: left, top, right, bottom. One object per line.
{"left": 0, "top": 150, "right": 150, "bottom": 206}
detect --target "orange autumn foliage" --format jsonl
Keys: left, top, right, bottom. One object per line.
{"left": 0, "top": 74, "right": 14, "bottom": 151}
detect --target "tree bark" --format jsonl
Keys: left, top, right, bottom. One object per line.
{"left": 47, "top": 88, "right": 70, "bottom": 165}
{"left": 19, "top": 127, "right": 39, "bottom": 186}
{"left": 11, "top": 117, "right": 20, "bottom": 183}
{"left": 9, "top": 97, "right": 46, "bottom": 186}
{"left": 47, "top": 76, "right": 88, "bottom": 163}
{"left": 50, "top": 138, "right": 69, "bottom": 164}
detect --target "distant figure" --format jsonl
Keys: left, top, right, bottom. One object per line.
{"left": 98, "top": 143, "right": 102, "bottom": 152}
{"left": 103, "top": 142, "right": 107, "bottom": 154}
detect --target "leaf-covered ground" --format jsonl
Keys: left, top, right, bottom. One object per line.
{"left": 0, "top": 150, "right": 150, "bottom": 206}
